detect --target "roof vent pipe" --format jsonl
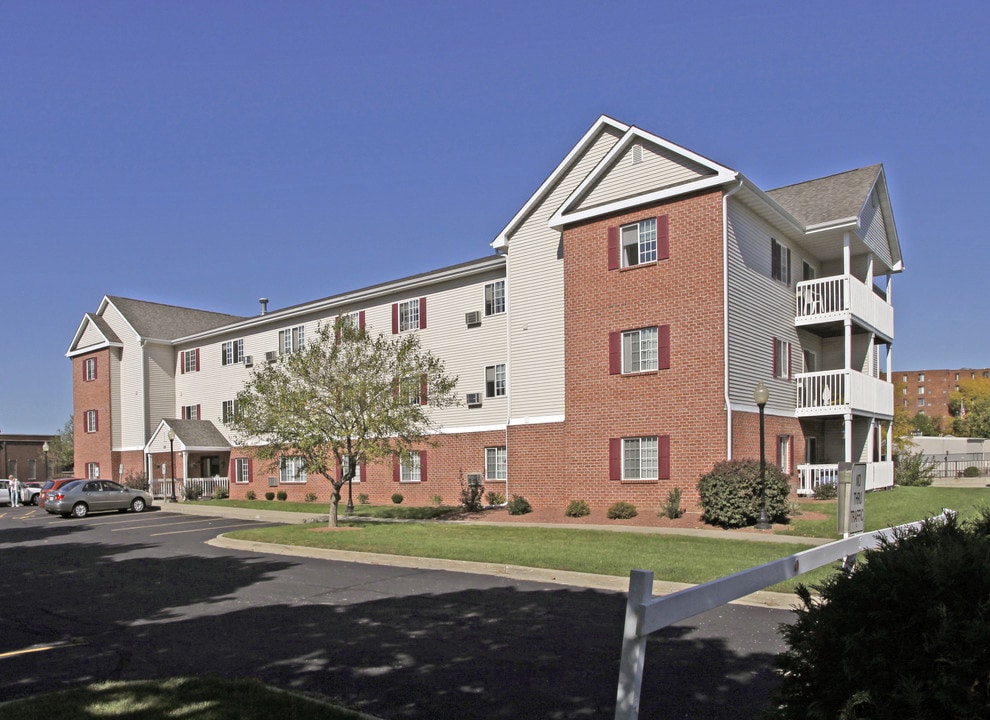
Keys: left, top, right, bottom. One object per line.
{"left": 259, "top": 298, "right": 269, "bottom": 316}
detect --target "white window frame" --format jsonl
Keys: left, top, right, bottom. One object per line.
{"left": 279, "top": 325, "right": 305, "bottom": 355}
{"left": 485, "top": 364, "right": 506, "bottom": 398}
{"left": 485, "top": 281, "right": 505, "bottom": 316}
{"left": 85, "top": 410, "right": 98, "bottom": 433}
{"left": 771, "top": 238, "right": 791, "bottom": 285}
{"left": 778, "top": 435, "right": 792, "bottom": 473}
{"left": 621, "top": 218, "right": 657, "bottom": 267}
{"left": 399, "top": 451, "right": 421, "bottom": 483}
{"left": 398, "top": 300, "right": 420, "bottom": 332}
{"left": 486, "top": 446, "right": 507, "bottom": 481}
{"left": 87, "top": 462, "right": 100, "bottom": 479}
{"left": 222, "top": 339, "right": 244, "bottom": 366}
{"left": 234, "top": 458, "right": 250, "bottom": 484}
{"left": 222, "top": 400, "right": 236, "bottom": 424}
{"left": 622, "top": 327, "right": 658, "bottom": 373}
{"left": 776, "top": 339, "right": 792, "bottom": 379}
{"left": 342, "top": 456, "right": 361, "bottom": 483}
{"left": 623, "top": 437, "right": 658, "bottom": 481}
{"left": 84, "top": 357, "right": 97, "bottom": 381}
{"left": 182, "top": 350, "right": 198, "bottom": 373}
{"left": 181, "top": 405, "right": 200, "bottom": 420}
{"left": 280, "top": 457, "right": 307, "bottom": 484}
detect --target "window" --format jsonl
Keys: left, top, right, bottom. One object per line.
{"left": 777, "top": 435, "right": 792, "bottom": 474}
{"left": 28, "top": 460, "right": 37, "bottom": 480}
{"left": 486, "top": 446, "right": 507, "bottom": 481}
{"left": 623, "top": 437, "right": 658, "bottom": 480}
{"left": 621, "top": 218, "right": 657, "bottom": 267}
{"left": 222, "top": 339, "right": 244, "bottom": 365}
{"left": 87, "top": 462, "right": 100, "bottom": 479}
{"left": 181, "top": 405, "right": 200, "bottom": 420}
{"left": 485, "top": 281, "right": 505, "bottom": 316}
{"left": 84, "top": 410, "right": 98, "bottom": 433}
{"left": 918, "top": 398, "right": 926, "bottom": 407}
{"left": 918, "top": 373, "right": 925, "bottom": 381}
{"left": 393, "top": 298, "right": 426, "bottom": 333}
{"left": 222, "top": 400, "right": 237, "bottom": 424}
{"left": 234, "top": 458, "right": 251, "bottom": 483}
{"left": 399, "top": 451, "right": 422, "bottom": 482}
{"left": 400, "top": 376, "right": 426, "bottom": 405}
{"left": 802, "top": 261, "right": 816, "bottom": 282}
{"left": 771, "top": 238, "right": 791, "bottom": 285}
{"left": 84, "top": 357, "right": 97, "bottom": 381}
{"left": 774, "top": 338, "right": 792, "bottom": 379}
{"left": 622, "top": 327, "right": 658, "bottom": 373}
{"left": 279, "top": 325, "right": 305, "bottom": 355}
{"left": 342, "top": 456, "right": 362, "bottom": 483}
{"left": 485, "top": 364, "right": 506, "bottom": 398}
{"left": 182, "top": 349, "right": 200, "bottom": 374}
{"left": 918, "top": 386, "right": 925, "bottom": 395}
{"left": 280, "top": 457, "right": 307, "bottom": 483}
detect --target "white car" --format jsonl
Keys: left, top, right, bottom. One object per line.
{"left": 0, "top": 480, "right": 11, "bottom": 506}
{"left": 0, "top": 480, "right": 40, "bottom": 506}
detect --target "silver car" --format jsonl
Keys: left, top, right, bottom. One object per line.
{"left": 44, "top": 480, "right": 153, "bottom": 518}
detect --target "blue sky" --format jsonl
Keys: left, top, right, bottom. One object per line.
{"left": 1, "top": 1, "right": 987, "bottom": 434}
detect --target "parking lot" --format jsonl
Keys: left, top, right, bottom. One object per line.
{"left": 1, "top": 502, "right": 791, "bottom": 719}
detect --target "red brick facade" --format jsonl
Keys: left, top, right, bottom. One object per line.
{"left": 72, "top": 349, "right": 116, "bottom": 480}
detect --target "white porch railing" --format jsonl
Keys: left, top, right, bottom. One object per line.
{"left": 614, "top": 516, "right": 933, "bottom": 720}
{"left": 795, "top": 275, "right": 893, "bottom": 339}
{"left": 795, "top": 370, "right": 893, "bottom": 417}
{"left": 151, "top": 477, "right": 229, "bottom": 500}
{"left": 797, "top": 462, "right": 894, "bottom": 495}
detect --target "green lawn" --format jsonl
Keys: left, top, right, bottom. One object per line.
{"left": 0, "top": 677, "right": 364, "bottom": 720}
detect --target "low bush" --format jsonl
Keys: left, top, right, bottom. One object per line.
{"left": 768, "top": 509, "right": 990, "bottom": 719}
{"left": 304, "top": 493, "right": 318, "bottom": 503}
{"left": 430, "top": 494, "right": 443, "bottom": 506}
{"left": 264, "top": 491, "right": 275, "bottom": 501}
{"left": 486, "top": 491, "right": 506, "bottom": 506}
{"left": 460, "top": 484, "right": 484, "bottom": 512}
{"left": 607, "top": 501, "right": 638, "bottom": 519}
{"left": 214, "top": 486, "right": 229, "bottom": 500}
{"left": 276, "top": 490, "right": 288, "bottom": 501}
{"left": 565, "top": 499, "right": 591, "bottom": 518}
{"left": 812, "top": 480, "right": 838, "bottom": 500}
{"left": 506, "top": 495, "right": 532, "bottom": 515}
{"left": 895, "top": 448, "right": 937, "bottom": 487}
{"left": 358, "top": 493, "right": 369, "bottom": 505}
{"left": 660, "top": 488, "right": 684, "bottom": 519}
{"left": 245, "top": 490, "right": 256, "bottom": 500}
{"left": 183, "top": 482, "right": 203, "bottom": 501}
{"left": 964, "top": 465, "right": 981, "bottom": 477}
{"left": 697, "top": 459, "right": 790, "bottom": 528}
{"left": 391, "top": 493, "right": 404, "bottom": 504}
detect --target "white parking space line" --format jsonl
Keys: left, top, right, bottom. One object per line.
{"left": 149, "top": 522, "right": 267, "bottom": 536}
{"left": 109, "top": 517, "right": 233, "bottom": 532}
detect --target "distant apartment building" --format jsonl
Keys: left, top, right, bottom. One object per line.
{"left": 897, "top": 368, "right": 990, "bottom": 418}
{"left": 67, "top": 115, "right": 904, "bottom": 506}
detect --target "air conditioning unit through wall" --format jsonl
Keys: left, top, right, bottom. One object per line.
{"left": 242, "top": 355, "right": 253, "bottom": 367}
{"left": 465, "top": 311, "right": 481, "bottom": 327}
{"left": 265, "top": 351, "right": 278, "bottom": 363}
{"left": 466, "top": 392, "right": 482, "bottom": 407}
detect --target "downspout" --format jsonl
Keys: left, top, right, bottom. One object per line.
{"left": 722, "top": 178, "right": 745, "bottom": 459}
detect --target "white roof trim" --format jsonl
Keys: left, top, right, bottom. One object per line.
{"left": 491, "top": 115, "right": 629, "bottom": 251}
{"left": 65, "top": 312, "right": 124, "bottom": 358}
{"left": 548, "top": 126, "right": 738, "bottom": 228}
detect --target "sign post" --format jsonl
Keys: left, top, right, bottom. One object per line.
{"left": 837, "top": 461, "right": 866, "bottom": 538}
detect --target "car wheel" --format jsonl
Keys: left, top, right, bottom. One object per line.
{"left": 71, "top": 503, "right": 89, "bottom": 519}
{"left": 131, "top": 498, "right": 146, "bottom": 513}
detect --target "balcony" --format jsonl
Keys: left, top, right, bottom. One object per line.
{"left": 795, "top": 369, "right": 894, "bottom": 418}
{"left": 797, "top": 461, "right": 894, "bottom": 496}
{"left": 795, "top": 275, "right": 894, "bottom": 341}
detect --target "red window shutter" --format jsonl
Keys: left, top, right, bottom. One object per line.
{"left": 420, "top": 451, "right": 428, "bottom": 482}
{"left": 180, "top": 354, "right": 184, "bottom": 374}
{"left": 335, "top": 457, "right": 342, "bottom": 479}
{"left": 607, "top": 227, "right": 620, "bottom": 270}
{"left": 392, "top": 453, "right": 400, "bottom": 482}
{"left": 247, "top": 458, "right": 253, "bottom": 483}
{"left": 93, "top": 358, "right": 98, "bottom": 380}
{"left": 609, "top": 438, "right": 622, "bottom": 480}
{"left": 359, "top": 461, "right": 366, "bottom": 480}
{"left": 196, "top": 404, "right": 201, "bottom": 420}
{"left": 94, "top": 411, "right": 99, "bottom": 432}
{"left": 772, "top": 338, "right": 778, "bottom": 376}
{"left": 658, "top": 435, "right": 671, "bottom": 479}
{"left": 771, "top": 239, "right": 780, "bottom": 279}
{"left": 657, "top": 215, "right": 670, "bottom": 260}
{"left": 420, "top": 375, "right": 428, "bottom": 405}
{"left": 419, "top": 297, "right": 427, "bottom": 329}
{"left": 787, "top": 344, "right": 792, "bottom": 378}
{"left": 391, "top": 304, "right": 399, "bottom": 334}
{"left": 657, "top": 324, "right": 671, "bottom": 370}
{"left": 195, "top": 348, "right": 200, "bottom": 372}
{"left": 358, "top": 310, "right": 366, "bottom": 329}
{"left": 608, "top": 332, "right": 621, "bottom": 374}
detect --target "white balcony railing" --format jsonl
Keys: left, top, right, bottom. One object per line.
{"left": 797, "top": 462, "right": 894, "bottom": 496}
{"left": 796, "top": 370, "right": 893, "bottom": 417}
{"left": 150, "top": 476, "right": 229, "bottom": 500}
{"left": 796, "top": 275, "right": 894, "bottom": 339}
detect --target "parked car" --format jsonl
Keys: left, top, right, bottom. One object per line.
{"left": 0, "top": 480, "right": 10, "bottom": 506}
{"left": 45, "top": 480, "right": 153, "bottom": 518}
{"left": 20, "top": 481, "right": 42, "bottom": 505}
{"left": 38, "top": 478, "right": 84, "bottom": 508}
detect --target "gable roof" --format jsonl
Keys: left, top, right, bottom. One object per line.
{"left": 766, "top": 164, "right": 883, "bottom": 228}
{"left": 105, "top": 296, "right": 247, "bottom": 342}
{"left": 150, "top": 419, "right": 232, "bottom": 452}
{"left": 66, "top": 312, "right": 124, "bottom": 357}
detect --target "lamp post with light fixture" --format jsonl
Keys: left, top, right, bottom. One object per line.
{"left": 42, "top": 441, "right": 49, "bottom": 482}
{"left": 168, "top": 429, "right": 177, "bottom": 502}
{"left": 754, "top": 382, "right": 772, "bottom": 530}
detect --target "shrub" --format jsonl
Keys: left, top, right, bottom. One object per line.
{"left": 304, "top": 493, "right": 318, "bottom": 503}
{"left": 607, "top": 501, "right": 638, "bottom": 520}
{"left": 964, "top": 465, "right": 981, "bottom": 477}
{"left": 391, "top": 493, "right": 404, "bottom": 504}
{"left": 460, "top": 484, "right": 484, "bottom": 512}
{"left": 430, "top": 494, "right": 443, "bottom": 506}
{"left": 565, "top": 499, "right": 591, "bottom": 518}
{"left": 697, "top": 459, "right": 790, "bottom": 528}
{"left": 264, "top": 491, "right": 275, "bottom": 501}
{"left": 123, "top": 470, "right": 149, "bottom": 491}
{"left": 767, "top": 509, "right": 990, "bottom": 719}
{"left": 660, "top": 488, "right": 684, "bottom": 519}
{"left": 812, "top": 480, "right": 838, "bottom": 500}
{"left": 245, "top": 490, "right": 256, "bottom": 500}
{"left": 183, "top": 482, "right": 203, "bottom": 501}
{"left": 506, "top": 495, "right": 532, "bottom": 515}
{"left": 358, "top": 493, "right": 370, "bottom": 505}
{"left": 895, "top": 448, "right": 937, "bottom": 487}
{"left": 486, "top": 491, "right": 506, "bottom": 506}
{"left": 214, "top": 486, "right": 229, "bottom": 500}
{"left": 276, "top": 490, "right": 288, "bottom": 501}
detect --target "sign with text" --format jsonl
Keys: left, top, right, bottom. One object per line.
{"left": 837, "top": 462, "right": 866, "bottom": 536}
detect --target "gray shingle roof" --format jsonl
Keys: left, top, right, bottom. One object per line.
{"left": 86, "top": 313, "right": 122, "bottom": 344}
{"left": 163, "top": 419, "right": 231, "bottom": 449}
{"left": 107, "top": 297, "right": 247, "bottom": 340}
{"left": 766, "top": 164, "right": 882, "bottom": 227}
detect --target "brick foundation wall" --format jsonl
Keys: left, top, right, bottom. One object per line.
{"left": 731, "top": 408, "right": 804, "bottom": 494}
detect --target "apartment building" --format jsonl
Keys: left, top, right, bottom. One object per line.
{"left": 897, "top": 368, "right": 990, "bottom": 419}
{"left": 67, "top": 115, "right": 903, "bottom": 507}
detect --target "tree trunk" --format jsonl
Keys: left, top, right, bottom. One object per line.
{"left": 329, "top": 484, "right": 342, "bottom": 528}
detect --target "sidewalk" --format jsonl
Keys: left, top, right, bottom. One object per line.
{"left": 165, "top": 501, "right": 816, "bottom": 609}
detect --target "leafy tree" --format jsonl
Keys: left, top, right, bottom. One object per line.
{"left": 951, "top": 378, "right": 990, "bottom": 438}
{"left": 909, "top": 411, "right": 943, "bottom": 436}
{"left": 47, "top": 416, "right": 74, "bottom": 474}
{"left": 230, "top": 319, "right": 459, "bottom": 526}
{"left": 890, "top": 380, "right": 915, "bottom": 455}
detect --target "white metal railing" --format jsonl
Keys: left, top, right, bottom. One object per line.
{"left": 796, "top": 370, "right": 892, "bottom": 417}
{"left": 151, "top": 476, "right": 229, "bottom": 500}
{"left": 797, "top": 464, "right": 840, "bottom": 495}
{"left": 795, "top": 276, "right": 845, "bottom": 318}
{"left": 795, "top": 275, "right": 894, "bottom": 339}
{"left": 614, "top": 517, "right": 932, "bottom": 720}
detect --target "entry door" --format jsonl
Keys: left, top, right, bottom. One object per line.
{"left": 202, "top": 456, "right": 221, "bottom": 477}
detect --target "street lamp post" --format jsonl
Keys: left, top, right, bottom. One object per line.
{"left": 42, "top": 441, "right": 49, "bottom": 482}
{"left": 754, "top": 382, "right": 772, "bottom": 530}
{"left": 168, "top": 429, "right": 177, "bottom": 502}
